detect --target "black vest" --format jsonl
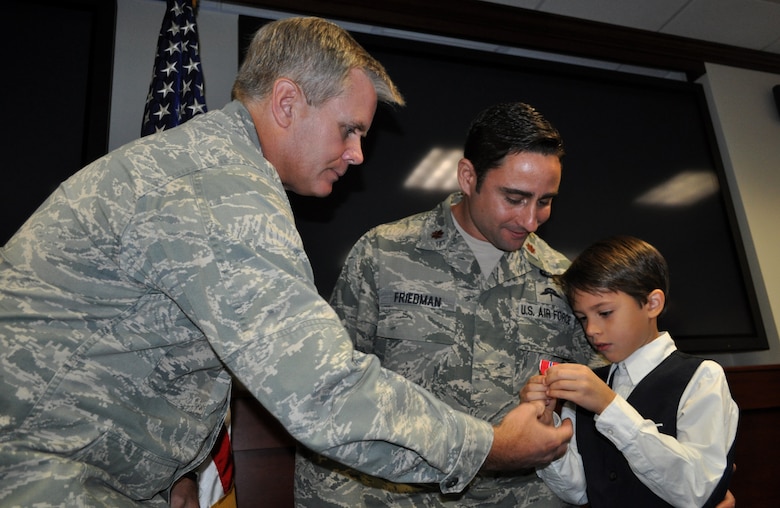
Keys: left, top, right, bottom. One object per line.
{"left": 576, "top": 351, "right": 735, "bottom": 507}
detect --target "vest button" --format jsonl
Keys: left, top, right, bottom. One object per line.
{"left": 609, "top": 471, "right": 618, "bottom": 481}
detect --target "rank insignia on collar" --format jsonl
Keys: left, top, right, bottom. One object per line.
{"left": 431, "top": 230, "right": 444, "bottom": 239}
{"left": 526, "top": 242, "right": 536, "bottom": 254}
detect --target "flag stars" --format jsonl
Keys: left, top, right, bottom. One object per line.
{"left": 153, "top": 103, "right": 171, "bottom": 121}
{"left": 162, "top": 61, "right": 178, "bottom": 77}
{"left": 167, "top": 22, "right": 180, "bottom": 37}
{"left": 141, "top": 0, "right": 207, "bottom": 137}
{"left": 184, "top": 58, "right": 200, "bottom": 74}
{"left": 165, "top": 40, "right": 181, "bottom": 56}
{"left": 158, "top": 81, "right": 175, "bottom": 98}
{"left": 188, "top": 99, "right": 206, "bottom": 115}
{"left": 182, "top": 20, "right": 196, "bottom": 35}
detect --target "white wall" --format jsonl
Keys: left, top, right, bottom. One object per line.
{"left": 699, "top": 64, "right": 780, "bottom": 367}
{"left": 111, "top": 0, "right": 780, "bottom": 366}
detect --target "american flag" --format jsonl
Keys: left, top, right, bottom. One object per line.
{"left": 141, "top": 0, "right": 207, "bottom": 136}
{"left": 141, "top": 3, "right": 236, "bottom": 505}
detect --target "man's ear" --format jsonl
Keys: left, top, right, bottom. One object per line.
{"left": 270, "top": 78, "right": 301, "bottom": 128}
{"left": 457, "top": 158, "right": 477, "bottom": 196}
{"left": 645, "top": 289, "right": 666, "bottom": 318}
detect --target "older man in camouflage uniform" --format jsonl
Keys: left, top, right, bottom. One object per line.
{"left": 295, "top": 102, "right": 599, "bottom": 507}
{"left": 0, "top": 19, "right": 575, "bottom": 507}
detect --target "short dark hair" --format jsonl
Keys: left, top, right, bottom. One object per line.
{"left": 463, "top": 102, "right": 564, "bottom": 190}
{"left": 557, "top": 235, "right": 670, "bottom": 309}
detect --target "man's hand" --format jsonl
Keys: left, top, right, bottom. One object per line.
{"left": 481, "top": 402, "right": 572, "bottom": 471}
{"left": 715, "top": 489, "right": 735, "bottom": 508}
{"left": 170, "top": 475, "right": 200, "bottom": 508}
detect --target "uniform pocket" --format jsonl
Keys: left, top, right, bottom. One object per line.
{"left": 373, "top": 286, "right": 462, "bottom": 391}
{"left": 70, "top": 430, "right": 179, "bottom": 500}
{"left": 145, "top": 338, "right": 231, "bottom": 419}
{"left": 376, "top": 286, "right": 456, "bottom": 344}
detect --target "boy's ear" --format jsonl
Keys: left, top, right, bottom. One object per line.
{"left": 646, "top": 289, "right": 666, "bottom": 318}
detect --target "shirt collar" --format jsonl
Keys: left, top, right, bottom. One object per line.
{"left": 612, "top": 331, "right": 675, "bottom": 386}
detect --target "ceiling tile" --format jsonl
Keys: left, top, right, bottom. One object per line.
{"left": 662, "top": 0, "right": 780, "bottom": 51}
{"left": 480, "top": 0, "right": 780, "bottom": 54}
{"left": 536, "top": 0, "right": 689, "bottom": 31}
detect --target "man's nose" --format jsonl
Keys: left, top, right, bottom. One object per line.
{"left": 343, "top": 139, "right": 364, "bottom": 165}
{"left": 516, "top": 205, "right": 539, "bottom": 233}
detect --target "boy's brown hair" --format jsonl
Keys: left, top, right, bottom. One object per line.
{"left": 556, "top": 235, "right": 669, "bottom": 309}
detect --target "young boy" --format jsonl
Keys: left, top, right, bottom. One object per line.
{"left": 523, "top": 235, "right": 738, "bottom": 507}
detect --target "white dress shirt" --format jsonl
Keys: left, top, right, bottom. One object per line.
{"left": 537, "top": 332, "right": 739, "bottom": 507}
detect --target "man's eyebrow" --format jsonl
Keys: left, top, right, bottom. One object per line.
{"left": 499, "top": 187, "right": 532, "bottom": 197}
{"left": 498, "top": 187, "right": 558, "bottom": 199}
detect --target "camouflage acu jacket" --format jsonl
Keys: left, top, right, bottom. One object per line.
{"left": 0, "top": 104, "right": 492, "bottom": 506}
{"left": 296, "top": 194, "right": 597, "bottom": 507}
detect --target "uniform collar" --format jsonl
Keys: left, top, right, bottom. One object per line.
{"left": 416, "top": 193, "right": 536, "bottom": 283}
{"left": 417, "top": 193, "right": 462, "bottom": 251}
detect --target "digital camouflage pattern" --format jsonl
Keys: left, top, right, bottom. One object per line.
{"left": 0, "top": 102, "right": 493, "bottom": 506}
{"left": 295, "top": 194, "right": 600, "bottom": 507}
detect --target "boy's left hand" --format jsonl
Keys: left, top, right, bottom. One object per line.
{"left": 520, "top": 374, "right": 556, "bottom": 425}
{"left": 544, "top": 364, "right": 616, "bottom": 414}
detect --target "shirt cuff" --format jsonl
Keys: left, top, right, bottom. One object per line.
{"left": 439, "top": 417, "right": 493, "bottom": 494}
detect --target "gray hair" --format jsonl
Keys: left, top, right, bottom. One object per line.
{"left": 232, "top": 17, "right": 404, "bottom": 107}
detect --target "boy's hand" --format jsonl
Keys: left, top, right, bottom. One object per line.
{"left": 544, "top": 364, "right": 616, "bottom": 414}
{"left": 521, "top": 374, "right": 551, "bottom": 404}
{"left": 520, "top": 374, "right": 556, "bottom": 425}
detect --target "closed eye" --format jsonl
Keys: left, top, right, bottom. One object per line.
{"left": 506, "top": 196, "right": 528, "bottom": 206}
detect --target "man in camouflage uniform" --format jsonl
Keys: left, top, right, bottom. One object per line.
{"left": 295, "top": 102, "right": 599, "bottom": 507}
{"left": 0, "top": 19, "right": 573, "bottom": 507}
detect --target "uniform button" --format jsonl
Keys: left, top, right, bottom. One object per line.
{"left": 445, "top": 477, "right": 459, "bottom": 488}
{"left": 609, "top": 471, "right": 618, "bottom": 481}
